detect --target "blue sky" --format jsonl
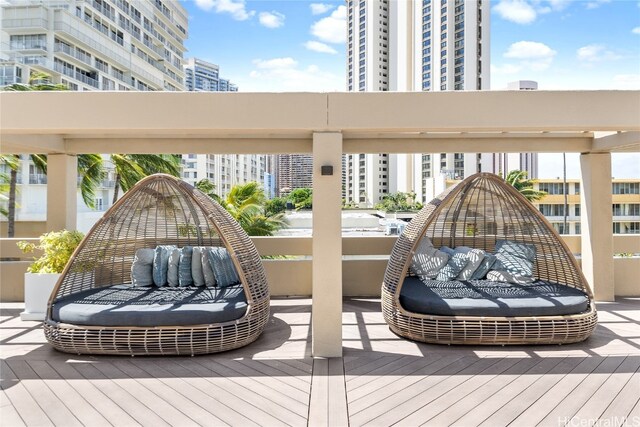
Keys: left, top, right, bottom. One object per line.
{"left": 181, "top": 0, "right": 639, "bottom": 178}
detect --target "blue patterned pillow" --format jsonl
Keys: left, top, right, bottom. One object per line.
{"left": 494, "top": 240, "right": 536, "bottom": 277}
{"left": 436, "top": 247, "right": 469, "bottom": 281}
{"left": 152, "top": 245, "right": 176, "bottom": 287}
{"left": 178, "top": 246, "right": 193, "bottom": 286}
{"left": 207, "top": 247, "right": 240, "bottom": 287}
{"left": 201, "top": 248, "right": 217, "bottom": 287}
{"left": 470, "top": 252, "right": 497, "bottom": 280}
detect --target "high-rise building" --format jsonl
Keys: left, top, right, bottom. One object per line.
{"left": 0, "top": 0, "right": 187, "bottom": 91}
{"left": 184, "top": 57, "right": 237, "bottom": 92}
{"left": 276, "top": 155, "right": 313, "bottom": 196}
{"left": 0, "top": 0, "right": 188, "bottom": 232}
{"left": 345, "top": 0, "right": 496, "bottom": 206}
{"left": 181, "top": 58, "right": 264, "bottom": 198}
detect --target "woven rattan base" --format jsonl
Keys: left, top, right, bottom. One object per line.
{"left": 382, "top": 289, "right": 597, "bottom": 345}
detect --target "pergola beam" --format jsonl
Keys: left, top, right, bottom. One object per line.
{"left": 592, "top": 132, "right": 640, "bottom": 152}
{"left": 0, "top": 135, "right": 65, "bottom": 154}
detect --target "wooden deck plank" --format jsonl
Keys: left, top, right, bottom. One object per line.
{"left": 347, "top": 354, "right": 467, "bottom": 414}
{"left": 215, "top": 357, "right": 310, "bottom": 393}
{"left": 308, "top": 358, "right": 329, "bottom": 427}
{"left": 349, "top": 355, "right": 481, "bottom": 425}
{"left": 347, "top": 355, "right": 417, "bottom": 390}
{"left": 479, "top": 356, "right": 590, "bottom": 427}
{"left": 27, "top": 360, "right": 112, "bottom": 427}
{"left": 538, "top": 356, "right": 628, "bottom": 426}
{"left": 624, "top": 400, "right": 640, "bottom": 426}
{"left": 509, "top": 356, "right": 604, "bottom": 427}
{"left": 394, "top": 357, "right": 523, "bottom": 426}
{"left": 328, "top": 358, "right": 349, "bottom": 427}
{"left": 443, "top": 356, "right": 567, "bottom": 427}
{"left": 570, "top": 356, "right": 640, "bottom": 424}
{"left": 112, "top": 359, "right": 231, "bottom": 427}
{"left": 5, "top": 359, "right": 84, "bottom": 427}
{"left": 46, "top": 359, "right": 142, "bottom": 426}
{"left": 150, "top": 358, "right": 291, "bottom": 427}
{"left": 180, "top": 357, "right": 309, "bottom": 422}
{"left": 363, "top": 356, "right": 511, "bottom": 427}
{"left": 91, "top": 360, "right": 201, "bottom": 427}
{"left": 600, "top": 364, "right": 640, "bottom": 425}
{"left": 0, "top": 390, "right": 26, "bottom": 427}
{"left": 347, "top": 355, "right": 445, "bottom": 402}
{"left": 71, "top": 361, "right": 171, "bottom": 427}
{"left": 1, "top": 360, "right": 54, "bottom": 427}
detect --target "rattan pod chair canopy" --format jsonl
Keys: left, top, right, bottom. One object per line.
{"left": 382, "top": 172, "right": 597, "bottom": 345}
{"left": 45, "top": 174, "right": 270, "bottom": 356}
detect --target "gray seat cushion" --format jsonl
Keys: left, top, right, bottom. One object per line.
{"left": 52, "top": 284, "right": 247, "bottom": 326}
{"left": 399, "top": 277, "right": 589, "bottom": 317}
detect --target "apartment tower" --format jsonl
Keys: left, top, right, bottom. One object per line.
{"left": 345, "top": 0, "right": 493, "bottom": 205}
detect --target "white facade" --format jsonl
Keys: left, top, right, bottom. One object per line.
{"left": 0, "top": 0, "right": 187, "bottom": 231}
{"left": 0, "top": 0, "right": 187, "bottom": 90}
{"left": 346, "top": 0, "right": 495, "bottom": 206}
{"left": 184, "top": 57, "right": 237, "bottom": 92}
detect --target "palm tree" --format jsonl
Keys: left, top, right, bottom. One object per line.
{"left": 202, "top": 181, "right": 287, "bottom": 236}
{"left": 505, "top": 170, "right": 547, "bottom": 202}
{"left": 110, "top": 154, "right": 181, "bottom": 204}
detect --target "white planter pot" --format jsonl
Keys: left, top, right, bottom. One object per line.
{"left": 21, "top": 273, "right": 60, "bottom": 321}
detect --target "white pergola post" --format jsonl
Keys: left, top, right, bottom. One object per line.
{"left": 312, "top": 132, "right": 343, "bottom": 357}
{"left": 580, "top": 152, "right": 615, "bottom": 301}
{"left": 46, "top": 153, "right": 77, "bottom": 232}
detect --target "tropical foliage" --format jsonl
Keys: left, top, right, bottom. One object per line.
{"left": 375, "top": 191, "right": 423, "bottom": 212}
{"left": 195, "top": 180, "right": 287, "bottom": 236}
{"left": 265, "top": 197, "right": 287, "bottom": 216}
{"left": 17, "top": 230, "right": 84, "bottom": 273}
{"left": 288, "top": 188, "right": 312, "bottom": 210}
{"left": 110, "top": 154, "right": 181, "bottom": 204}
{"left": 505, "top": 170, "right": 547, "bottom": 202}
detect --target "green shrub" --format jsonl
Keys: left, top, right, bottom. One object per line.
{"left": 17, "top": 230, "right": 84, "bottom": 273}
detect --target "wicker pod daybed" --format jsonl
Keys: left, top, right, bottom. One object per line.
{"left": 44, "top": 174, "right": 270, "bottom": 356}
{"left": 382, "top": 172, "right": 597, "bottom": 345}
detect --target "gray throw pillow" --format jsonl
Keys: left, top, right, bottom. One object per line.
{"left": 410, "top": 237, "right": 449, "bottom": 279}
{"left": 191, "top": 246, "right": 205, "bottom": 286}
{"left": 201, "top": 247, "right": 217, "bottom": 287}
{"left": 131, "top": 248, "right": 154, "bottom": 286}
{"left": 470, "top": 253, "right": 497, "bottom": 280}
{"left": 455, "top": 247, "right": 486, "bottom": 280}
{"left": 436, "top": 247, "right": 470, "bottom": 281}
{"left": 486, "top": 270, "right": 535, "bottom": 285}
{"left": 153, "top": 245, "right": 176, "bottom": 287}
{"left": 167, "top": 248, "right": 180, "bottom": 287}
{"left": 207, "top": 247, "right": 240, "bottom": 287}
{"left": 494, "top": 240, "right": 536, "bottom": 276}
{"left": 178, "top": 246, "right": 193, "bottom": 286}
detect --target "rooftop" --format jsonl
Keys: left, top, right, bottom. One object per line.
{"left": 2, "top": 297, "right": 639, "bottom": 426}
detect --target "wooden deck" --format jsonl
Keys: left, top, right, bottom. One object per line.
{"left": 2, "top": 298, "right": 639, "bottom": 426}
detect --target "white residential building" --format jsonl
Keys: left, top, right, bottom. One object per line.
{"left": 345, "top": 0, "right": 536, "bottom": 206}
{"left": 0, "top": 0, "right": 187, "bottom": 232}
{"left": 181, "top": 58, "right": 266, "bottom": 198}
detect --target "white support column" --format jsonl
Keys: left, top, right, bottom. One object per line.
{"left": 46, "top": 153, "right": 77, "bottom": 232}
{"left": 580, "top": 152, "right": 614, "bottom": 301}
{"left": 312, "top": 132, "right": 343, "bottom": 357}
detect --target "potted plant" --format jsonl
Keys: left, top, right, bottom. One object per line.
{"left": 17, "top": 230, "right": 84, "bottom": 321}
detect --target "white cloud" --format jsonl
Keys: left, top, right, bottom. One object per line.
{"left": 586, "top": 0, "right": 611, "bottom": 9}
{"left": 194, "top": 0, "right": 254, "bottom": 21}
{"left": 310, "top": 5, "right": 346, "bottom": 44}
{"left": 247, "top": 57, "right": 343, "bottom": 91}
{"left": 310, "top": 3, "right": 334, "bottom": 15}
{"left": 259, "top": 11, "right": 285, "bottom": 29}
{"left": 632, "top": 27, "right": 640, "bottom": 35}
{"left": 304, "top": 40, "right": 338, "bottom": 54}
{"left": 576, "top": 44, "right": 621, "bottom": 62}
{"left": 612, "top": 74, "right": 640, "bottom": 89}
{"left": 493, "top": 0, "right": 537, "bottom": 24}
{"left": 503, "top": 41, "right": 557, "bottom": 71}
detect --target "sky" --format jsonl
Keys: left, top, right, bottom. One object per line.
{"left": 180, "top": 0, "right": 640, "bottom": 178}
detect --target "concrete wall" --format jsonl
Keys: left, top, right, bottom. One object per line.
{"left": 2, "top": 235, "right": 638, "bottom": 302}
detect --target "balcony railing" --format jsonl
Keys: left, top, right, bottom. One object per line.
{"left": 74, "top": 71, "right": 99, "bottom": 88}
